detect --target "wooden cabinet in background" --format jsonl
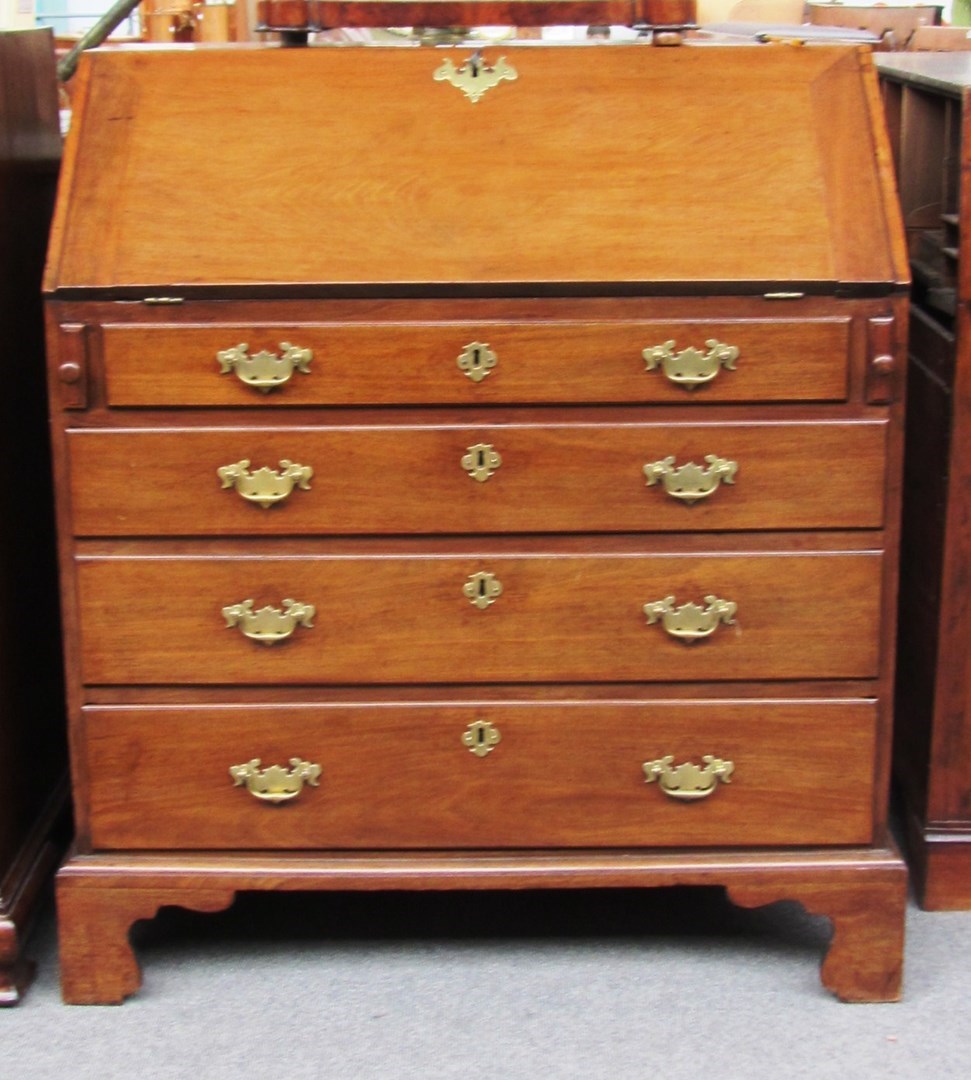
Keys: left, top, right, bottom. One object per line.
{"left": 0, "top": 28, "right": 67, "bottom": 1005}
{"left": 47, "top": 41, "right": 909, "bottom": 1003}
{"left": 878, "top": 53, "right": 971, "bottom": 909}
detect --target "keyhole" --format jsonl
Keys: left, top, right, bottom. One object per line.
{"left": 476, "top": 726, "right": 486, "bottom": 746}
{"left": 472, "top": 348, "right": 481, "bottom": 368}
{"left": 478, "top": 577, "right": 488, "bottom": 599}
{"left": 477, "top": 448, "right": 486, "bottom": 469}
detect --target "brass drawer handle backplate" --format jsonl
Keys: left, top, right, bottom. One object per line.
{"left": 643, "top": 755, "right": 735, "bottom": 801}
{"left": 643, "top": 339, "right": 739, "bottom": 389}
{"left": 643, "top": 595, "right": 737, "bottom": 642}
{"left": 643, "top": 455, "right": 738, "bottom": 504}
{"left": 222, "top": 598, "right": 316, "bottom": 644}
{"left": 217, "top": 459, "right": 313, "bottom": 508}
{"left": 217, "top": 342, "right": 313, "bottom": 392}
{"left": 457, "top": 341, "right": 498, "bottom": 382}
{"left": 230, "top": 757, "right": 321, "bottom": 803}
{"left": 433, "top": 52, "right": 518, "bottom": 103}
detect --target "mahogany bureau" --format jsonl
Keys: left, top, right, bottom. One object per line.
{"left": 45, "top": 41, "right": 910, "bottom": 1002}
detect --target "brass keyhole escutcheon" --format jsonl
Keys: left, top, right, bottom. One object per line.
{"left": 462, "top": 443, "right": 501, "bottom": 483}
{"left": 457, "top": 341, "right": 497, "bottom": 383}
{"left": 464, "top": 571, "right": 503, "bottom": 609}
{"left": 462, "top": 720, "right": 501, "bottom": 757}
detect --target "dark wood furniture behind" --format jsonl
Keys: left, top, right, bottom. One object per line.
{"left": 0, "top": 28, "right": 67, "bottom": 1005}
{"left": 878, "top": 53, "right": 971, "bottom": 909}
{"left": 46, "top": 40, "right": 909, "bottom": 1004}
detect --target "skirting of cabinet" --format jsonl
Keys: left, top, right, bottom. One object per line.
{"left": 0, "top": 781, "right": 69, "bottom": 1005}
{"left": 55, "top": 845, "right": 908, "bottom": 1005}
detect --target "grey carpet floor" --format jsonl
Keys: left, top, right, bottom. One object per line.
{"left": 4, "top": 885, "right": 971, "bottom": 1078}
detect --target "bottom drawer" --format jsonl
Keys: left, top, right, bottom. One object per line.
{"left": 83, "top": 699, "right": 878, "bottom": 850}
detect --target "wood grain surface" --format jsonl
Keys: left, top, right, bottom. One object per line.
{"left": 75, "top": 548, "right": 883, "bottom": 684}
{"left": 67, "top": 419, "right": 887, "bottom": 535}
{"left": 98, "top": 314, "right": 853, "bottom": 407}
{"left": 82, "top": 699, "right": 877, "bottom": 849}
{"left": 46, "top": 45, "right": 906, "bottom": 294}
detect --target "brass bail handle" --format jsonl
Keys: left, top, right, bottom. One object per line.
{"left": 222, "top": 598, "right": 316, "bottom": 645}
{"left": 643, "top": 339, "right": 739, "bottom": 389}
{"left": 230, "top": 758, "right": 322, "bottom": 803}
{"left": 643, "top": 455, "right": 737, "bottom": 504}
{"left": 643, "top": 595, "right": 737, "bottom": 642}
{"left": 217, "top": 459, "right": 313, "bottom": 508}
{"left": 643, "top": 755, "right": 735, "bottom": 801}
{"left": 217, "top": 342, "right": 313, "bottom": 393}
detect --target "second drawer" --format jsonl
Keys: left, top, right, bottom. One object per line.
{"left": 68, "top": 420, "right": 888, "bottom": 535}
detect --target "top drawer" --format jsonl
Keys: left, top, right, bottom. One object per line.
{"left": 99, "top": 317, "right": 852, "bottom": 407}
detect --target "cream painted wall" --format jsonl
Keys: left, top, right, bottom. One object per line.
{"left": 0, "top": 0, "right": 36, "bottom": 30}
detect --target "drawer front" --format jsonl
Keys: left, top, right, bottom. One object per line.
{"left": 83, "top": 699, "right": 878, "bottom": 850}
{"left": 76, "top": 550, "right": 883, "bottom": 685}
{"left": 68, "top": 421, "right": 887, "bottom": 536}
{"left": 100, "top": 318, "right": 851, "bottom": 407}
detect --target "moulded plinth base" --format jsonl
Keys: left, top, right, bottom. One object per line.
{"left": 56, "top": 845, "right": 908, "bottom": 1005}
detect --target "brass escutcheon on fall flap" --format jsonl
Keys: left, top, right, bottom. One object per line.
{"left": 456, "top": 341, "right": 498, "bottom": 382}
{"left": 642, "top": 595, "right": 737, "bottom": 642}
{"left": 216, "top": 342, "right": 313, "bottom": 392}
{"left": 643, "top": 455, "right": 738, "bottom": 504}
{"left": 217, "top": 459, "right": 313, "bottom": 508}
{"left": 643, "top": 755, "right": 735, "bottom": 801}
{"left": 642, "top": 340, "right": 739, "bottom": 389}
{"left": 229, "top": 758, "right": 322, "bottom": 803}
{"left": 433, "top": 52, "right": 518, "bottom": 103}
{"left": 222, "top": 598, "right": 316, "bottom": 644}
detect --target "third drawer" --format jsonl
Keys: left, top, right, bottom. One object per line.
{"left": 76, "top": 548, "right": 884, "bottom": 684}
